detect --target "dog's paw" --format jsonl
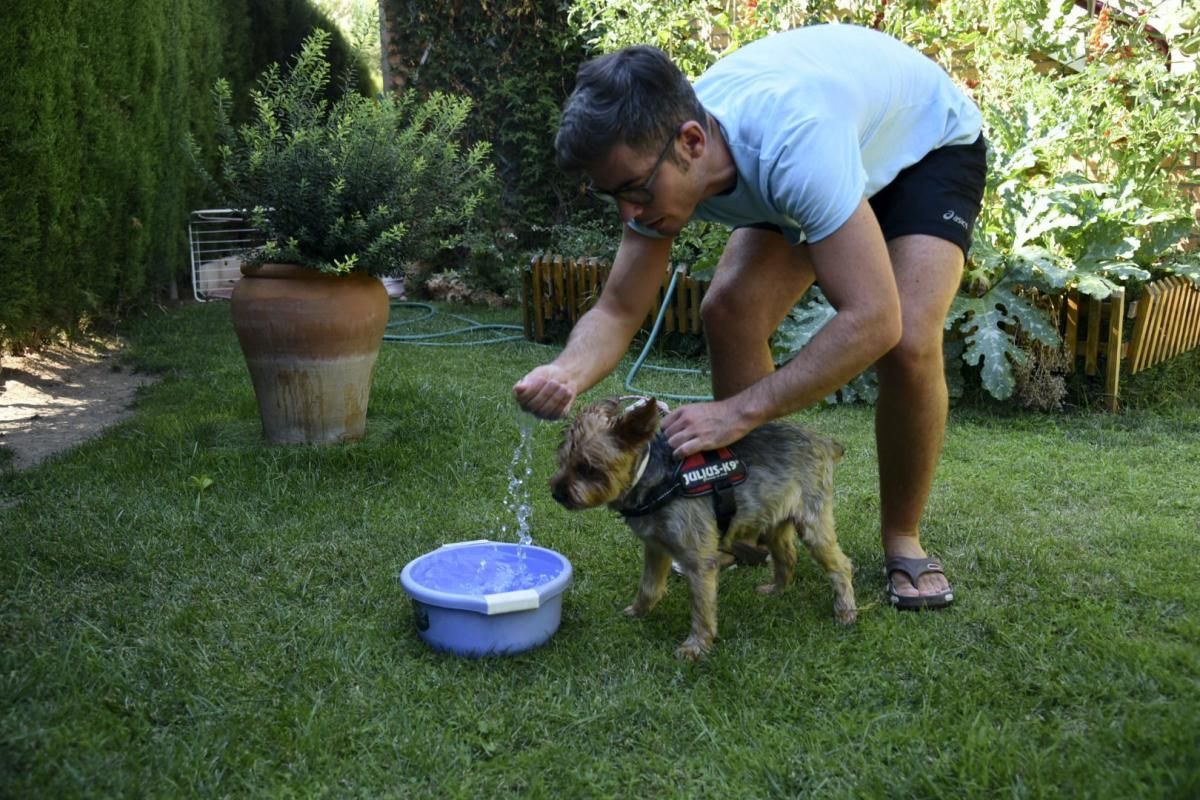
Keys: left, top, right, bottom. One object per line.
{"left": 834, "top": 603, "right": 858, "bottom": 625}
{"left": 623, "top": 603, "right": 648, "bottom": 618}
{"left": 674, "top": 636, "right": 711, "bottom": 661}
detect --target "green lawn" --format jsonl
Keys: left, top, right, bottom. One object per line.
{"left": 2, "top": 301, "right": 1198, "bottom": 798}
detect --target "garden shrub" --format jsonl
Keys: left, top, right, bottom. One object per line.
{"left": 189, "top": 30, "right": 497, "bottom": 277}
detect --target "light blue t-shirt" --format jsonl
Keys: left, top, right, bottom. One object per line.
{"left": 691, "top": 24, "right": 982, "bottom": 244}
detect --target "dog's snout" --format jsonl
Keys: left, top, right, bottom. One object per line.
{"left": 550, "top": 480, "right": 571, "bottom": 508}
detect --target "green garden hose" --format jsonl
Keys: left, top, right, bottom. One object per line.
{"left": 623, "top": 265, "right": 712, "bottom": 403}
{"left": 383, "top": 302, "right": 526, "bottom": 346}
{"left": 385, "top": 283, "right": 712, "bottom": 403}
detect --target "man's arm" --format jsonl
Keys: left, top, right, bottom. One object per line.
{"left": 663, "top": 200, "right": 902, "bottom": 455}
{"left": 738, "top": 200, "right": 903, "bottom": 420}
{"left": 514, "top": 227, "right": 673, "bottom": 418}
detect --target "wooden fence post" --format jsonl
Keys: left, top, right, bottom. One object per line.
{"left": 1104, "top": 287, "right": 1124, "bottom": 412}
{"left": 1063, "top": 291, "right": 1080, "bottom": 372}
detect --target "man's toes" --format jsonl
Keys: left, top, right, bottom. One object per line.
{"left": 917, "top": 574, "right": 950, "bottom": 596}
{"left": 889, "top": 574, "right": 920, "bottom": 598}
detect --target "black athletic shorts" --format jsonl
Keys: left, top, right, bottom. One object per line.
{"left": 740, "top": 134, "right": 988, "bottom": 257}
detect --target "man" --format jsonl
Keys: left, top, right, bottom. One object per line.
{"left": 513, "top": 23, "right": 986, "bottom": 609}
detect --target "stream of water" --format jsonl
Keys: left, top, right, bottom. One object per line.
{"left": 414, "top": 412, "right": 541, "bottom": 596}
{"left": 495, "top": 411, "right": 536, "bottom": 547}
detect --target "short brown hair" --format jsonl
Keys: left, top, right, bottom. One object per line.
{"left": 555, "top": 45, "right": 706, "bottom": 173}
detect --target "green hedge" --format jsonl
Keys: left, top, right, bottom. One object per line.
{"left": 0, "top": 0, "right": 369, "bottom": 350}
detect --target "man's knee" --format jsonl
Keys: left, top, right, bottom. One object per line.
{"left": 700, "top": 286, "right": 774, "bottom": 342}
{"left": 699, "top": 286, "right": 734, "bottom": 327}
{"left": 878, "top": 324, "right": 945, "bottom": 378}
{"left": 702, "top": 229, "right": 814, "bottom": 340}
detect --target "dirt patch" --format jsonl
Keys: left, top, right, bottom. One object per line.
{"left": 0, "top": 338, "right": 157, "bottom": 472}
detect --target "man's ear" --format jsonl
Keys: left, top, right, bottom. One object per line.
{"left": 614, "top": 397, "right": 660, "bottom": 448}
{"left": 679, "top": 118, "right": 707, "bottom": 159}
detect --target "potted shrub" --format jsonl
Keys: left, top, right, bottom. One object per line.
{"left": 188, "top": 31, "right": 496, "bottom": 444}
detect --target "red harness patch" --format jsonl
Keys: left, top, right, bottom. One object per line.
{"left": 619, "top": 444, "right": 749, "bottom": 538}
{"left": 676, "top": 448, "right": 747, "bottom": 497}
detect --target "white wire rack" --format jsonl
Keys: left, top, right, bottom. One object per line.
{"left": 188, "top": 208, "right": 266, "bottom": 301}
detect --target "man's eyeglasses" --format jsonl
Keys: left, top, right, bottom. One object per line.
{"left": 587, "top": 129, "right": 678, "bottom": 208}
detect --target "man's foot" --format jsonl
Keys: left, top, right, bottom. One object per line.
{"left": 675, "top": 543, "right": 770, "bottom": 576}
{"left": 883, "top": 539, "right": 954, "bottom": 609}
{"left": 720, "top": 541, "right": 771, "bottom": 567}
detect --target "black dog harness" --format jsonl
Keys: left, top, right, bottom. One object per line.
{"left": 620, "top": 444, "right": 748, "bottom": 536}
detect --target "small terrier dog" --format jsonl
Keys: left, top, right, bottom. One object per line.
{"left": 550, "top": 397, "right": 857, "bottom": 660}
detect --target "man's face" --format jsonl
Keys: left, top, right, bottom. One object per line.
{"left": 586, "top": 130, "right": 699, "bottom": 240}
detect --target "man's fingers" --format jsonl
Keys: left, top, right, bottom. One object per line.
{"left": 670, "top": 437, "right": 701, "bottom": 460}
{"left": 515, "top": 378, "right": 572, "bottom": 420}
{"left": 665, "top": 426, "right": 701, "bottom": 460}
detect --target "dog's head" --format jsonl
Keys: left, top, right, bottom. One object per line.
{"left": 549, "top": 397, "right": 661, "bottom": 510}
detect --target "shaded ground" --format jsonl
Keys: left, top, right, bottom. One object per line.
{"left": 0, "top": 338, "right": 155, "bottom": 472}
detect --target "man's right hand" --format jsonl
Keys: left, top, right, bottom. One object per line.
{"left": 513, "top": 364, "right": 577, "bottom": 420}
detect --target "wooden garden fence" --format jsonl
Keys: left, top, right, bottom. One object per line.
{"left": 521, "top": 255, "right": 1200, "bottom": 411}
{"left": 1062, "top": 275, "right": 1200, "bottom": 410}
{"left": 521, "top": 254, "right": 710, "bottom": 342}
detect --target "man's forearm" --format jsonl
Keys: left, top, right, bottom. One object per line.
{"left": 737, "top": 307, "right": 899, "bottom": 426}
{"left": 549, "top": 305, "right": 643, "bottom": 396}
{"left": 734, "top": 198, "right": 903, "bottom": 425}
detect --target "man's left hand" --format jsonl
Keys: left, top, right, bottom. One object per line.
{"left": 661, "top": 401, "right": 753, "bottom": 460}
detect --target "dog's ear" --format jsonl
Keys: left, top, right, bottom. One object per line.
{"left": 614, "top": 396, "right": 660, "bottom": 447}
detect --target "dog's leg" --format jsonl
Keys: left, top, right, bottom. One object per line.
{"left": 757, "top": 520, "right": 798, "bottom": 595}
{"left": 676, "top": 552, "right": 720, "bottom": 660}
{"left": 624, "top": 542, "right": 672, "bottom": 618}
{"left": 798, "top": 503, "right": 857, "bottom": 624}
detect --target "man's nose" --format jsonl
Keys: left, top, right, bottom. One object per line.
{"left": 617, "top": 198, "right": 645, "bottom": 223}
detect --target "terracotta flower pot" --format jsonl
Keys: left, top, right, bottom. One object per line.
{"left": 230, "top": 263, "right": 389, "bottom": 444}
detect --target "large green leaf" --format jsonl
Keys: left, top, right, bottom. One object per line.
{"left": 947, "top": 294, "right": 987, "bottom": 331}
{"left": 824, "top": 370, "right": 879, "bottom": 406}
{"left": 994, "top": 283, "right": 1060, "bottom": 348}
{"left": 1079, "top": 234, "right": 1140, "bottom": 265}
{"left": 948, "top": 276, "right": 1062, "bottom": 401}
{"left": 1073, "top": 274, "right": 1117, "bottom": 300}
{"left": 771, "top": 289, "right": 836, "bottom": 359}
{"left": 1159, "top": 258, "right": 1200, "bottom": 285}
{"left": 1095, "top": 261, "right": 1152, "bottom": 284}
{"left": 1012, "top": 193, "right": 1082, "bottom": 250}
{"left": 1009, "top": 245, "right": 1075, "bottom": 291}
{"left": 944, "top": 338, "right": 966, "bottom": 401}
{"left": 960, "top": 304, "right": 1022, "bottom": 400}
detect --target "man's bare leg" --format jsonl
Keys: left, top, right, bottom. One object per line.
{"left": 874, "top": 234, "right": 963, "bottom": 600}
{"left": 701, "top": 229, "right": 816, "bottom": 566}
{"left": 702, "top": 228, "right": 814, "bottom": 399}
{"left": 705, "top": 228, "right": 961, "bottom": 601}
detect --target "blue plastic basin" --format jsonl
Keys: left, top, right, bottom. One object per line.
{"left": 399, "top": 540, "right": 572, "bottom": 657}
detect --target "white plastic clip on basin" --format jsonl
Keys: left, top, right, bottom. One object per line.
{"left": 399, "top": 540, "right": 573, "bottom": 657}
